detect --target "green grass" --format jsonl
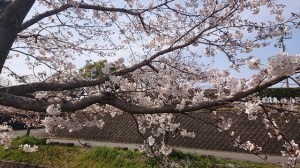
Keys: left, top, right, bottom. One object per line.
{"left": 12, "top": 135, "right": 47, "bottom": 146}
{"left": 0, "top": 136, "right": 282, "bottom": 168}
{"left": 78, "top": 147, "right": 152, "bottom": 168}
{"left": 168, "top": 149, "right": 281, "bottom": 168}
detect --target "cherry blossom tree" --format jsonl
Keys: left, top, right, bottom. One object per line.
{"left": 0, "top": 0, "right": 300, "bottom": 167}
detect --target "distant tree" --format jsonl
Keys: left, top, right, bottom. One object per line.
{"left": 80, "top": 60, "right": 107, "bottom": 79}
{"left": 0, "top": 0, "right": 299, "bottom": 166}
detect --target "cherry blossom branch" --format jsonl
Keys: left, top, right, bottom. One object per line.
{"left": 110, "top": 75, "right": 287, "bottom": 114}
{"left": 1, "top": 20, "right": 232, "bottom": 96}
{"left": 10, "top": 49, "right": 59, "bottom": 73}
{"left": 130, "top": 114, "right": 165, "bottom": 166}
{"left": 0, "top": 74, "right": 287, "bottom": 113}
{"left": 19, "top": 2, "right": 147, "bottom": 32}
{"left": 140, "top": 0, "right": 174, "bottom": 13}
{"left": 260, "top": 106, "right": 297, "bottom": 156}
{"left": 184, "top": 112, "right": 269, "bottom": 162}
{"left": 170, "top": 4, "right": 231, "bottom": 46}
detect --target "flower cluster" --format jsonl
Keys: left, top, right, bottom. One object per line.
{"left": 136, "top": 113, "right": 180, "bottom": 135}
{"left": 160, "top": 143, "right": 172, "bottom": 156}
{"left": 0, "top": 124, "right": 12, "bottom": 132}
{"left": 41, "top": 116, "right": 65, "bottom": 135}
{"left": 217, "top": 116, "right": 232, "bottom": 132}
{"left": 147, "top": 136, "right": 155, "bottom": 146}
{"left": 246, "top": 57, "right": 261, "bottom": 70}
{"left": 42, "top": 112, "right": 106, "bottom": 135}
{"left": 281, "top": 140, "right": 300, "bottom": 168}
{"left": 46, "top": 104, "right": 61, "bottom": 116}
{"left": 244, "top": 100, "right": 261, "bottom": 120}
{"left": 234, "top": 136, "right": 262, "bottom": 154}
{"left": 266, "top": 53, "right": 300, "bottom": 79}
{"left": 180, "top": 129, "right": 195, "bottom": 138}
{"left": 0, "top": 132, "right": 12, "bottom": 149}
{"left": 19, "top": 144, "right": 38, "bottom": 153}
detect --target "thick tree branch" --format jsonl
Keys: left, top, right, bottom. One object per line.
{"left": 0, "top": 75, "right": 287, "bottom": 113}
{"left": 110, "top": 76, "right": 286, "bottom": 114}
{"left": 0, "top": 78, "right": 108, "bottom": 96}
{"left": 109, "top": 76, "right": 286, "bottom": 114}
{"left": 0, "top": 92, "right": 112, "bottom": 112}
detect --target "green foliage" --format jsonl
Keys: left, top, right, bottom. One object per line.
{"left": 167, "top": 149, "right": 280, "bottom": 168}
{"left": 258, "top": 88, "right": 300, "bottom": 100}
{"left": 80, "top": 60, "right": 107, "bottom": 79}
{"left": 80, "top": 60, "right": 120, "bottom": 79}
{"left": 79, "top": 146, "right": 152, "bottom": 168}
{"left": 169, "top": 149, "right": 216, "bottom": 167}
{"left": 0, "top": 145, "right": 82, "bottom": 167}
{"left": 0, "top": 142, "right": 281, "bottom": 168}
{"left": 12, "top": 135, "right": 46, "bottom": 146}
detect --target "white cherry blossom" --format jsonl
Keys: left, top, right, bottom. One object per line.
{"left": 19, "top": 144, "right": 38, "bottom": 153}
{"left": 0, "top": 1, "right": 298, "bottom": 166}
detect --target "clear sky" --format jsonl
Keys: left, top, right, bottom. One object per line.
{"left": 2, "top": 0, "right": 300, "bottom": 84}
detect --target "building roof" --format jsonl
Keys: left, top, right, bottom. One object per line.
{"left": 56, "top": 112, "right": 300, "bottom": 155}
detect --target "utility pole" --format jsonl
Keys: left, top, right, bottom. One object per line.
{"left": 275, "top": 31, "right": 292, "bottom": 88}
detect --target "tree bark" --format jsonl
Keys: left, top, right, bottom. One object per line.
{"left": 0, "top": 75, "right": 287, "bottom": 114}
{"left": 26, "top": 127, "right": 31, "bottom": 136}
{"left": 0, "top": 0, "right": 35, "bottom": 73}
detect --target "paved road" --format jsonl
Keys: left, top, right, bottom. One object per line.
{"left": 12, "top": 129, "right": 286, "bottom": 164}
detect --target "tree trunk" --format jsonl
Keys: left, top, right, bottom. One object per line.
{"left": 0, "top": 0, "right": 35, "bottom": 73}
{"left": 26, "top": 127, "right": 31, "bottom": 136}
